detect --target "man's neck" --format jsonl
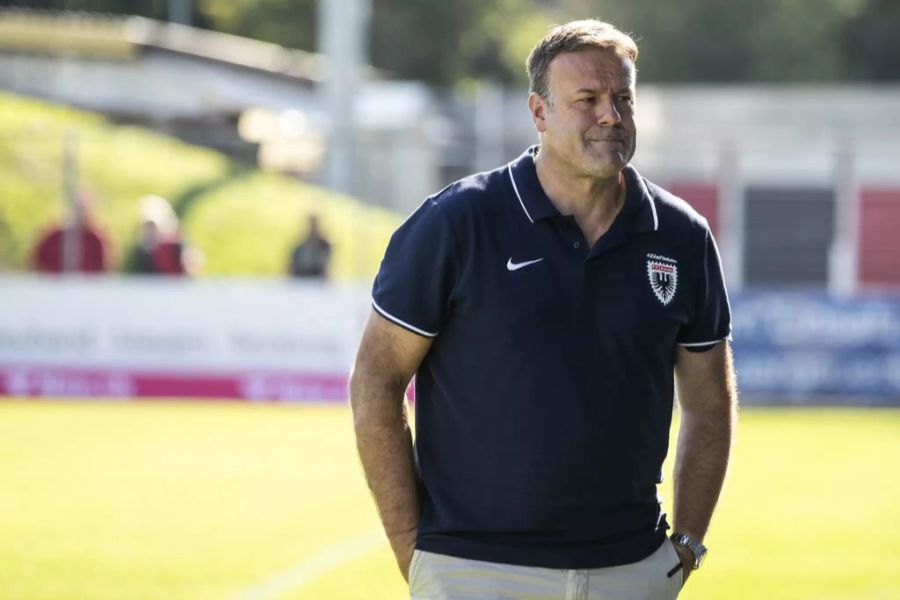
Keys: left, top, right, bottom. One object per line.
{"left": 534, "top": 149, "right": 625, "bottom": 245}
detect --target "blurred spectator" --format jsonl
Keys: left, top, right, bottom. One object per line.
{"left": 0, "top": 208, "right": 13, "bottom": 272}
{"left": 123, "top": 195, "right": 202, "bottom": 276}
{"left": 31, "top": 189, "right": 108, "bottom": 274}
{"left": 289, "top": 214, "right": 331, "bottom": 279}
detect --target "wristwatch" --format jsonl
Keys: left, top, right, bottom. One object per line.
{"left": 670, "top": 532, "right": 708, "bottom": 569}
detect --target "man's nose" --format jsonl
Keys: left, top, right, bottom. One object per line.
{"left": 595, "top": 96, "right": 622, "bottom": 126}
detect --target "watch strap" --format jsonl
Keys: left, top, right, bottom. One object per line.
{"left": 670, "top": 532, "right": 707, "bottom": 569}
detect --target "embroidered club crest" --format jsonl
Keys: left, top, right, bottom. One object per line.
{"left": 646, "top": 254, "right": 678, "bottom": 305}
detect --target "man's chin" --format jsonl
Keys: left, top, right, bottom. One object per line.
{"left": 582, "top": 154, "right": 627, "bottom": 178}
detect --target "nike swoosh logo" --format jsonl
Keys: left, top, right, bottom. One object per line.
{"left": 507, "top": 257, "right": 544, "bottom": 271}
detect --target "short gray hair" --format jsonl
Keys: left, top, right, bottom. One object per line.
{"left": 526, "top": 19, "right": 638, "bottom": 103}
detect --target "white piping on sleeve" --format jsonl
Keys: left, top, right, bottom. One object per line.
{"left": 507, "top": 164, "right": 534, "bottom": 224}
{"left": 371, "top": 299, "right": 438, "bottom": 338}
{"left": 678, "top": 336, "right": 730, "bottom": 347}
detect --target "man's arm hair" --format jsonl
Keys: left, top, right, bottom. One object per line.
{"left": 349, "top": 309, "right": 433, "bottom": 580}
{"left": 672, "top": 341, "right": 738, "bottom": 543}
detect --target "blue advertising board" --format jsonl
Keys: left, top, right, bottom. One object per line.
{"left": 730, "top": 292, "right": 900, "bottom": 403}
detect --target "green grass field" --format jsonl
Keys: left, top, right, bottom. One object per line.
{"left": 0, "top": 401, "right": 897, "bottom": 600}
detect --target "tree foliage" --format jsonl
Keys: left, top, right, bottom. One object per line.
{"left": 1, "top": 0, "right": 897, "bottom": 85}
{"left": 843, "top": 0, "right": 900, "bottom": 80}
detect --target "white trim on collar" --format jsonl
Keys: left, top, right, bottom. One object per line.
{"left": 507, "top": 163, "right": 534, "bottom": 224}
{"left": 509, "top": 158, "right": 658, "bottom": 230}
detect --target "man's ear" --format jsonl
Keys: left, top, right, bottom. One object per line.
{"left": 528, "top": 92, "right": 548, "bottom": 134}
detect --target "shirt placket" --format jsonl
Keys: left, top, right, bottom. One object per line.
{"left": 555, "top": 216, "right": 589, "bottom": 263}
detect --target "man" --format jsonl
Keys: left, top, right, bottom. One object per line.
{"left": 123, "top": 195, "right": 201, "bottom": 276}
{"left": 288, "top": 214, "right": 332, "bottom": 279}
{"left": 32, "top": 189, "right": 107, "bottom": 274}
{"left": 351, "top": 19, "right": 736, "bottom": 600}
{"left": 123, "top": 195, "right": 176, "bottom": 275}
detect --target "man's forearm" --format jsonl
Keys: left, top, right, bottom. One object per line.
{"left": 351, "top": 378, "right": 420, "bottom": 576}
{"left": 672, "top": 402, "right": 734, "bottom": 541}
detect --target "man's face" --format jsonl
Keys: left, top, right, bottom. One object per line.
{"left": 530, "top": 47, "right": 637, "bottom": 179}
{"left": 141, "top": 220, "right": 160, "bottom": 244}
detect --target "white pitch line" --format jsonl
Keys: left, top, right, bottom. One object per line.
{"left": 233, "top": 529, "right": 386, "bottom": 600}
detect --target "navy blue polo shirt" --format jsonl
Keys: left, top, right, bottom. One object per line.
{"left": 371, "top": 146, "right": 732, "bottom": 569}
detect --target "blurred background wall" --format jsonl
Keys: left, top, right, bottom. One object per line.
{"left": 1, "top": 0, "right": 899, "bottom": 404}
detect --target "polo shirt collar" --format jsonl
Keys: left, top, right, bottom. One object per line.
{"left": 507, "top": 146, "right": 659, "bottom": 234}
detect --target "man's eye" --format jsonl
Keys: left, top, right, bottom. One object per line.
{"left": 616, "top": 95, "right": 633, "bottom": 103}
{"left": 579, "top": 97, "right": 595, "bottom": 104}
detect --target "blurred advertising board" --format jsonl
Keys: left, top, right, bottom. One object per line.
{"left": 731, "top": 292, "right": 900, "bottom": 404}
{"left": 1, "top": 277, "right": 898, "bottom": 404}
{"left": 0, "top": 276, "right": 370, "bottom": 402}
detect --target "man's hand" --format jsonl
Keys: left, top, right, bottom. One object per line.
{"left": 672, "top": 541, "right": 693, "bottom": 586}
{"left": 671, "top": 342, "right": 736, "bottom": 585}
{"left": 350, "top": 310, "right": 432, "bottom": 583}
{"left": 394, "top": 532, "right": 417, "bottom": 582}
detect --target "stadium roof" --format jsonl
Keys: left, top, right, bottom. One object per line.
{"left": 0, "top": 8, "right": 326, "bottom": 84}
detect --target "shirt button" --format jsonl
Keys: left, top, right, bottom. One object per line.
{"left": 573, "top": 241, "right": 580, "bottom": 248}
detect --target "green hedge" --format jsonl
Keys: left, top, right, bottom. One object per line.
{"left": 0, "top": 92, "right": 400, "bottom": 279}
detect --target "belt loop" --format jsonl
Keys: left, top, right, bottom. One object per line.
{"left": 565, "top": 569, "right": 589, "bottom": 600}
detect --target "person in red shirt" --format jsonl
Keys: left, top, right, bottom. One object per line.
{"left": 153, "top": 225, "right": 189, "bottom": 275}
{"left": 122, "top": 195, "right": 202, "bottom": 276}
{"left": 32, "top": 190, "right": 108, "bottom": 274}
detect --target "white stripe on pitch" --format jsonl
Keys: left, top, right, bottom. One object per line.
{"left": 232, "top": 529, "right": 385, "bottom": 600}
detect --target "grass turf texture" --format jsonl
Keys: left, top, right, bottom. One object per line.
{"left": 0, "top": 401, "right": 897, "bottom": 600}
{"left": 0, "top": 92, "right": 400, "bottom": 279}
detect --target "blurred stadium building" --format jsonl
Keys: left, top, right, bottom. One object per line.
{"left": 0, "top": 7, "right": 449, "bottom": 211}
{"left": 1, "top": 7, "right": 899, "bottom": 405}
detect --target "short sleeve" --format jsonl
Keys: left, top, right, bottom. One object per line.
{"left": 372, "top": 199, "right": 459, "bottom": 338}
{"left": 677, "top": 228, "right": 732, "bottom": 352}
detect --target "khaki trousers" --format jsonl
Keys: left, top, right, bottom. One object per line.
{"left": 409, "top": 538, "right": 684, "bottom": 600}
